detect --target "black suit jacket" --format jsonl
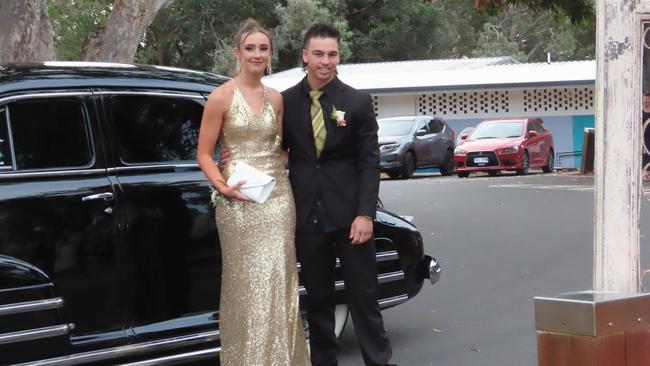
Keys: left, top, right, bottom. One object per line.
{"left": 282, "top": 76, "right": 380, "bottom": 230}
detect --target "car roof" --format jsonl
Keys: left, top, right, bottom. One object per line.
{"left": 378, "top": 116, "right": 440, "bottom": 122}
{"left": 478, "top": 118, "right": 540, "bottom": 124}
{"left": 0, "top": 62, "right": 229, "bottom": 95}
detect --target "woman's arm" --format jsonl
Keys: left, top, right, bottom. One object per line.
{"left": 197, "top": 85, "right": 252, "bottom": 202}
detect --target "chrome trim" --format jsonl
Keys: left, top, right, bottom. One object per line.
{"left": 299, "top": 270, "right": 405, "bottom": 295}
{"left": 297, "top": 250, "right": 398, "bottom": 272}
{"left": 429, "top": 257, "right": 442, "bottom": 285}
{"left": 116, "top": 347, "right": 220, "bottom": 366}
{"left": 109, "top": 163, "right": 199, "bottom": 173}
{"left": 0, "top": 324, "right": 69, "bottom": 346}
{"left": 0, "top": 168, "right": 106, "bottom": 179}
{"left": 0, "top": 298, "right": 63, "bottom": 317}
{"left": 0, "top": 92, "right": 93, "bottom": 105}
{"left": 378, "top": 294, "right": 409, "bottom": 308}
{"left": 377, "top": 270, "right": 406, "bottom": 284}
{"left": 3, "top": 107, "right": 16, "bottom": 170}
{"left": 9, "top": 330, "right": 220, "bottom": 366}
{"left": 93, "top": 91, "right": 204, "bottom": 100}
{"left": 81, "top": 192, "right": 114, "bottom": 202}
{"left": 376, "top": 250, "right": 399, "bottom": 262}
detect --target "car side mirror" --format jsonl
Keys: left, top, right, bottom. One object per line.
{"left": 416, "top": 129, "right": 428, "bottom": 137}
{"left": 460, "top": 133, "right": 469, "bottom": 140}
{"left": 528, "top": 130, "right": 538, "bottom": 137}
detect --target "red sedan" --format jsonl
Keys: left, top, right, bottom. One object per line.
{"left": 453, "top": 118, "right": 554, "bottom": 177}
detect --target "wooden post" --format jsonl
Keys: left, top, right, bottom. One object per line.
{"left": 536, "top": 1, "right": 650, "bottom": 365}
{"left": 593, "top": 0, "right": 641, "bottom": 293}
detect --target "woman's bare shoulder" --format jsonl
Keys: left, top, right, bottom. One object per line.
{"left": 207, "top": 81, "right": 235, "bottom": 104}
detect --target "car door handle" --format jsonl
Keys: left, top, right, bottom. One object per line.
{"left": 82, "top": 192, "right": 114, "bottom": 202}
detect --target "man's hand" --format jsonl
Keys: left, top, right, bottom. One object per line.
{"left": 219, "top": 146, "right": 231, "bottom": 169}
{"left": 349, "top": 215, "right": 373, "bottom": 244}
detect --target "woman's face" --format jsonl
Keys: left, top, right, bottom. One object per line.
{"left": 235, "top": 31, "right": 271, "bottom": 76}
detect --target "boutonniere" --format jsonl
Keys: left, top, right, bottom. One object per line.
{"left": 331, "top": 106, "right": 347, "bottom": 127}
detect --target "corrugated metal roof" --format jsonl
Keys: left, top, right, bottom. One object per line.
{"left": 263, "top": 57, "right": 595, "bottom": 93}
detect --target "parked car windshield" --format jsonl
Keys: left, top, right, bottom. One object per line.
{"left": 378, "top": 119, "right": 415, "bottom": 136}
{"left": 470, "top": 121, "right": 523, "bottom": 139}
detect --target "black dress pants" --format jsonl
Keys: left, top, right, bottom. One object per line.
{"left": 296, "top": 226, "right": 392, "bottom": 366}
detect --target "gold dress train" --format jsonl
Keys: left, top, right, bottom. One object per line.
{"left": 214, "top": 85, "right": 310, "bottom": 366}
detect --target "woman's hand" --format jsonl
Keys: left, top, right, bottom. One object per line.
{"left": 216, "top": 179, "right": 255, "bottom": 203}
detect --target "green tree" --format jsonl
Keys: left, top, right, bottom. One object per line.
{"left": 471, "top": 4, "right": 594, "bottom": 62}
{"left": 136, "top": 0, "right": 278, "bottom": 74}
{"left": 274, "top": 0, "right": 352, "bottom": 70}
{"left": 345, "top": 0, "right": 443, "bottom": 62}
{"left": 433, "top": 0, "right": 492, "bottom": 58}
{"left": 475, "top": 0, "right": 595, "bottom": 24}
{"left": 46, "top": 0, "right": 112, "bottom": 60}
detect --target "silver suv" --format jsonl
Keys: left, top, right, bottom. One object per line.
{"left": 378, "top": 116, "right": 456, "bottom": 179}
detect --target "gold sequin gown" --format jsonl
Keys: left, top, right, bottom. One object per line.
{"left": 215, "top": 85, "right": 310, "bottom": 366}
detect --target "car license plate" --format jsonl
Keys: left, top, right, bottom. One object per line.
{"left": 474, "top": 157, "right": 489, "bottom": 164}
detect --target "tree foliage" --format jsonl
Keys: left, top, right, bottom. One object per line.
{"left": 470, "top": 3, "right": 595, "bottom": 62}
{"left": 46, "top": 0, "right": 112, "bottom": 61}
{"left": 475, "top": 0, "right": 595, "bottom": 24}
{"left": 18, "top": 0, "right": 595, "bottom": 72}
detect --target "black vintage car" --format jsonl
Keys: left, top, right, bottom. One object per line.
{"left": 0, "top": 62, "right": 441, "bottom": 365}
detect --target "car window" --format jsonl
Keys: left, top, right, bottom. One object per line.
{"left": 416, "top": 120, "right": 428, "bottom": 134}
{"left": 428, "top": 119, "right": 444, "bottom": 134}
{"left": 472, "top": 122, "right": 523, "bottom": 139}
{"left": 527, "top": 122, "right": 536, "bottom": 132}
{"left": 0, "top": 107, "right": 10, "bottom": 169}
{"left": 8, "top": 98, "right": 92, "bottom": 170}
{"left": 378, "top": 119, "right": 417, "bottom": 136}
{"left": 109, "top": 95, "right": 203, "bottom": 164}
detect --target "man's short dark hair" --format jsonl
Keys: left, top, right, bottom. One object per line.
{"left": 302, "top": 23, "right": 341, "bottom": 49}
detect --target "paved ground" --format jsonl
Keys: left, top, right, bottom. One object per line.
{"left": 337, "top": 171, "right": 650, "bottom": 366}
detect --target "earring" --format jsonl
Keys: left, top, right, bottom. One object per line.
{"left": 266, "top": 60, "right": 273, "bottom": 75}
{"left": 234, "top": 59, "right": 240, "bottom": 75}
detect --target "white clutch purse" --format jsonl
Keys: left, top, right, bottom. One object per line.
{"left": 226, "top": 162, "right": 276, "bottom": 204}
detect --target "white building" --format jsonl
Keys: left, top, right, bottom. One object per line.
{"left": 263, "top": 57, "right": 596, "bottom": 169}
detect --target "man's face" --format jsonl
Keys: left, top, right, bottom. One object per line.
{"left": 302, "top": 36, "right": 340, "bottom": 84}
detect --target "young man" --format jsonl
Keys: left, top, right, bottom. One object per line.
{"left": 281, "top": 24, "right": 394, "bottom": 366}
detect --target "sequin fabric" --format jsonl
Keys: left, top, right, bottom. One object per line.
{"left": 215, "top": 85, "right": 310, "bottom": 366}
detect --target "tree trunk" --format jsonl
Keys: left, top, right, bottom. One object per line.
{"left": 0, "top": 0, "right": 57, "bottom": 63}
{"left": 81, "top": 0, "right": 174, "bottom": 63}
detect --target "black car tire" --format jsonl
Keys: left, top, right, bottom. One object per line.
{"left": 438, "top": 149, "right": 454, "bottom": 176}
{"left": 516, "top": 151, "right": 529, "bottom": 175}
{"left": 457, "top": 171, "right": 469, "bottom": 178}
{"left": 542, "top": 150, "right": 554, "bottom": 173}
{"left": 387, "top": 171, "right": 400, "bottom": 179}
{"left": 401, "top": 152, "right": 416, "bottom": 179}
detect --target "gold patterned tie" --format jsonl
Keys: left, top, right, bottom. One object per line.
{"left": 309, "top": 90, "right": 326, "bottom": 157}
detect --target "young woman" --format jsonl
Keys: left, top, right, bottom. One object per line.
{"left": 196, "top": 19, "right": 310, "bottom": 366}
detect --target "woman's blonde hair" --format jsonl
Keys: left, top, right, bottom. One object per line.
{"left": 233, "top": 18, "right": 273, "bottom": 75}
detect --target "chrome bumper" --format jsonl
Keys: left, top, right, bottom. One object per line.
{"left": 418, "top": 255, "right": 442, "bottom": 285}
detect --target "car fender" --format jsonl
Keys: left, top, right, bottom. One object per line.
{"left": 0, "top": 255, "right": 70, "bottom": 364}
